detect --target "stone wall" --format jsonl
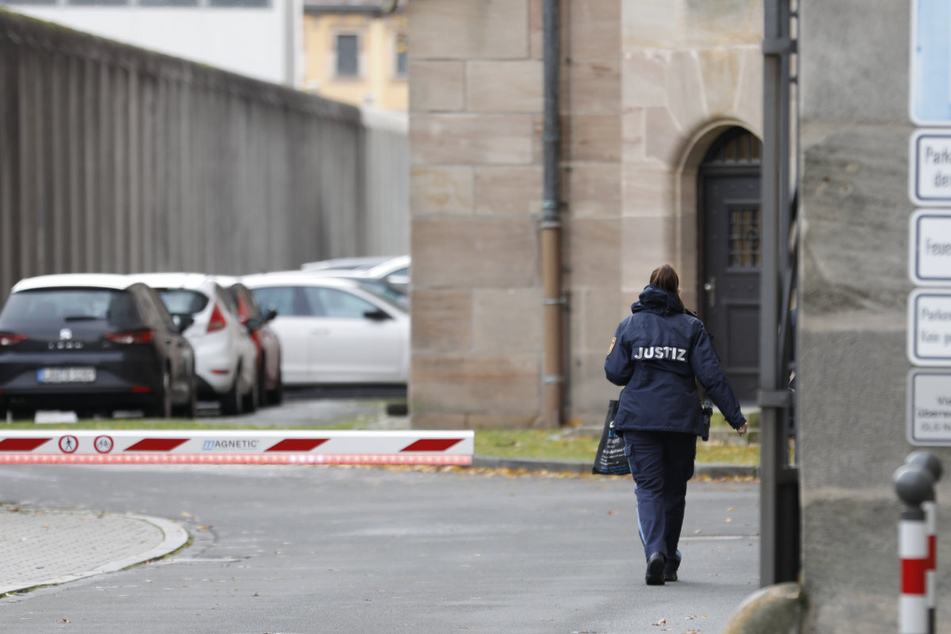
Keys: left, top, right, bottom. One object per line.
{"left": 797, "top": 0, "right": 951, "bottom": 630}
{"left": 407, "top": 0, "right": 764, "bottom": 427}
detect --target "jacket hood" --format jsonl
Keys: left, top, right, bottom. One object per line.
{"left": 632, "top": 285, "right": 684, "bottom": 316}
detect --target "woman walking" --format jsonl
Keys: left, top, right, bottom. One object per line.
{"left": 605, "top": 264, "right": 748, "bottom": 586}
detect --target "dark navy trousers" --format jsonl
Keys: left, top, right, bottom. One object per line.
{"left": 623, "top": 430, "right": 696, "bottom": 572}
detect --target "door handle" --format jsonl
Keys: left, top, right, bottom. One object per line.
{"left": 704, "top": 278, "right": 716, "bottom": 308}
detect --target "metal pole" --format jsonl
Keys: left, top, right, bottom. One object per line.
{"left": 541, "top": 0, "right": 564, "bottom": 428}
{"left": 895, "top": 463, "right": 937, "bottom": 634}
{"left": 759, "top": 0, "right": 800, "bottom": 585}
{"left": 905, "top": 451, "right": 943, "bottom": 634}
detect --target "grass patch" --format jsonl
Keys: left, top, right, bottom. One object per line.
{"left": 473, "top": 428, "right": 758, "bottom": 466}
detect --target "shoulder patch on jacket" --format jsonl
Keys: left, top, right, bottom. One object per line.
{"left": 607, "top": 337, "right": 616, "bottom": 355}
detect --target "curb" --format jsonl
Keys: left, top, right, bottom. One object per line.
{"left": 471, "top": 456, "right": 758, "bottom": 478}
{"left": 721, "top": 582, "right": 802, "bottom": 633}
{"left": 0, "top": 510, "right": 189, "bottom": 595}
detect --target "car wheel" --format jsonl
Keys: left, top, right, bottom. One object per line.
{"left": 7, "top": 408, "right": 33, "bottom": 422}
{"left": 242, "top": 368, "right": 259, "bottom": 413}
{"left": 147, "top": 369, "right": 172, "bottom": 419}
{"left": 175, "top": 372, "right": 197, "bottom": 419}
{"left": 220, "top": 370, "right": 243, "bottom": 416}
{"left": 257, "top": 362, "right": 269, "bottom": 407}
{"left": 268, "top": 368, "right": 284, "bottom": 406}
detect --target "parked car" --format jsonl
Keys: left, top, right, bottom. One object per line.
{"left": 213, "top": 276, "right": 283, "bottom": 406}
{"left": 0, "top": 273, "right": 196, "bottom": 419}
{"left": 291, "top": 268, "right": 408, "bottom": 309}
{"left": 241, "top": 272, "right": 409, "bottom": 386}
{"left": 299, "top": 256, "right": 392, "bottom": 272}
{"left": 128, "top": 273, "right": 258, "bottom": 415}
{"left": 300, "top": 255, "right": 410, "bottom": 293}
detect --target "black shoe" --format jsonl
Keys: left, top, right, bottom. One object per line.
{"left": 645, "top": 552, "right": 666, "bottom": 586}
{"left": 664, "top": 570, "right": 678, "bottom": 582}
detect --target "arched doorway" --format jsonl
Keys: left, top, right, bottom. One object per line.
{"left": 698, "top": 127, "right": 762, "bottom": 404}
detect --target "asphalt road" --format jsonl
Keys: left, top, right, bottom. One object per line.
{"left": 0, "top": 463, "right": 758, "bottom": 633}
{"left": 199, "top": 385, "right": 408, "bottom": 428}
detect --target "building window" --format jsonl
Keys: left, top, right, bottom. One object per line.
{"left": 394, "top": 33, "right": 407, "bottom": 79}
{"left": 336, "top": 34, "right": 359, "bottom": 78}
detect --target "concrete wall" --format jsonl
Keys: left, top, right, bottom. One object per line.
{"left": 407, "top": 0, "right": 762, "bottom": 428}
{"left": 797, "top": 0, "right": 948, "bottom": 630}
{"left": 362, "top": 107, "right": 409, "bottom": 256}
{"left": 0, "top": 12, "right": 408, "bottom": 301}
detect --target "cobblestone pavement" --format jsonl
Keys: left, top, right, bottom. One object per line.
{"left": 0, "top": 506, "right": 188, "bottom": 595}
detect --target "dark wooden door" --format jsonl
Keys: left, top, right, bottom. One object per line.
{"left": 700, "top": 168, "right": 761, "bottom": 404}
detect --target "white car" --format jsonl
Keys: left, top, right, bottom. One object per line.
{"left": 300, "top": 255, "right": 410, "bottom": 293}
{"left": 241, "top": 272, "right": 409, "bottom": 385}
{"left": 128, "top": 273, "right": 259, "bottom": 414}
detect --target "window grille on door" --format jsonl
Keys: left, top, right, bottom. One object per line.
{"left": 729, "top": 207, "right": 761, "bottom": 268}
{"left": 706, "top": 128, "right": 762, "bottom": 166}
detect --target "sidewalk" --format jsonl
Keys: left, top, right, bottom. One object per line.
{"left": 0, "top": 457, "right": 754, "bottom": 596}
{"left": 0, "top": 506, "right": 188, "bottom": 596}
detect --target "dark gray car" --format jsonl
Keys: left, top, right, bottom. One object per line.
{"left": 0, "top": 274, "right": 196, "bottom": 420}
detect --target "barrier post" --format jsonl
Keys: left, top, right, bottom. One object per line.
{"left": 906, "top": 451, "right": 942, "bottom": 634}
{"left": 894, "top": 462, "right": 936, "bottom": 634}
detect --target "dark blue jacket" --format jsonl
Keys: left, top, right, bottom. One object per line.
{"left": 604, "top": 285, "right": 746, "bottom": 436}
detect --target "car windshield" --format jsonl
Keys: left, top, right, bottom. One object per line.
{"left": 0, "top": 288, "right": 140, "bottom": 325}
{"left": 156, "top": 289, "right": 209, "bottom": 316}
{"left": 352, "top": 280, "right": 407, "bottom": 313}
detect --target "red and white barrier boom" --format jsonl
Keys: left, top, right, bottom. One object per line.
{"left": 0, "top": 430, "right": 474, "bottom": 466}
{"left": 895, "top": 452, "right": 942, "bottom": 634}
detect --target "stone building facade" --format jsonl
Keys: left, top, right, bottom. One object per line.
{"left": 408, "top": 0, "right": 764, "bottom": 428}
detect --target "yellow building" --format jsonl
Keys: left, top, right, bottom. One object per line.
{"left": 302, "top": 0, "right": 408, "bottom": 112}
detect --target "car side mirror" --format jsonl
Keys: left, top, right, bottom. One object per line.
{"left": 172, "top": 313, "right": 194, "bottom": 333}
{"left": 364, "top": 308, "right": 391, "bottom": 321}
{"left": 265, "top": 307, "right": 278, "bottom": 322}
{"left": 245, "top": 317, "right": 263, "bottom": 332}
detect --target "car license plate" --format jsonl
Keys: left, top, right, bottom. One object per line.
{"left": 37, "top": 367, "right": 96, "bottom": 384}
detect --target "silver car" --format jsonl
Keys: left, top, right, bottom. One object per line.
{"left": 242, "top": 272, "right": 408, "bottom": 386}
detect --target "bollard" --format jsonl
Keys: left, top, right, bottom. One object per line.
{"left": 906, "top": 451, "right": 942, "bottom": 634}
{"left": 895, "top": 462, "right": 937, "bottom": 634}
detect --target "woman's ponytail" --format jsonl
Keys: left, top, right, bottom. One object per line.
{"left": 649, "top": 264, "right": 685, "bottom": 313}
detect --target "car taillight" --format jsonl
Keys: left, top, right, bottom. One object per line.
{"left": 207, "top": 304, "right": 227, "bottom": 333}
{"left": 0, "top": 333, "right": 27, "bottom": 347}
{"left": 105, "top": 329, "right": 155, "bottom": 345}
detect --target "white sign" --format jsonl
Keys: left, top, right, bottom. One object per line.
{"left": 910, "top": 0, "right": 951, "bottom": 125}
{"left": 907, "top": 289, "right": 951, "bottom": 365}
{"left": 909, "top": 209, "right": 951, "bottom": 284}
{"left": 910, "top": 131, "right": 951, "bottom": 204}
{"left": 908, "top": 370, "right": 951, "bottom": 444}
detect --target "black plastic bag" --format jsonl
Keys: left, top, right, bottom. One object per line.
{"left": 592, "top": 399, "right": 631, "bottom": 476}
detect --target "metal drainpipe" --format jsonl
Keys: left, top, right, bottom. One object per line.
{"left": 541, "top": 0, "right": 564, "bottom": 427}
